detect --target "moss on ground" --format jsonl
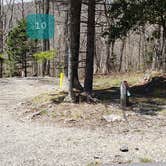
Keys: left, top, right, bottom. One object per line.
{"left": 32, "top": 91, "right": 67, "bottom": 105}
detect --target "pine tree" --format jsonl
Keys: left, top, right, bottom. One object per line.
{"left": 6, "top": 19, "right": 36, "bottom": 77}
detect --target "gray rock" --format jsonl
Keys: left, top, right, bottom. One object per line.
{"left": 103, "top": 114, "right": 124, "bottom": 122}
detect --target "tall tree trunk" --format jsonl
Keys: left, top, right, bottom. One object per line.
{"left": 84, "top": 0, "right": 96, "bottom": 94}
{"left": 64, "top": 0, "right": 76, "bottom": 102}
{"left": 0, "top": 0, "right": 3, "bottom": 78}
{"left": 152, "top": 25, "right": 162, "bottom": 71}
{"left": 161, "top": 24, "right": 166, "bottom": 71}
{"left": 64, "top": 0, "right": 82, "bottom": 101}
{"left": 42, "top": 0, "right": 50, "bottom": 76}
{"left": 62, "top": 10, "right": 69, "bottom": 90}
{"left": 33, "top": 0, "right": 40, "bottom": 76}
{"left": 71, "top": 0, "right": 82, "bottom": 90}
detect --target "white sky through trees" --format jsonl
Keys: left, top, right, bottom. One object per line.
{"left": 4, "top": 0, "right": 33, "bottom": 5}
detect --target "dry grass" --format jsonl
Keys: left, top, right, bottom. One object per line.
{"left": 32, "top": 91, "right": 67, "bottom": 105}
{"left": 22, "top": 72, "right": 166, "bottom": 129}
{"left": 139, "top": 157, "right": 152, "bottom": 163}
{"left": 86, "top": 161, "right": 101, "bottom": 166}
{"left": 22, "top": 87, "right": 127, "bottom": 129}
{"left": 159, "top": 109, "right": 166, "bottom": 115}
{"left": 93, "top": 72, "right": 144, "bottom": 90}
{"left": 27, "top": 100, "right": 124, "bottom": 127}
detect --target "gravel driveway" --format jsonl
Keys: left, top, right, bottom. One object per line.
{"left": 0, "top": 78, "right": 166, "bottom": 166}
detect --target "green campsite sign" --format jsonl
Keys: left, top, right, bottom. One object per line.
{"left": 26, "top": 14, "right": 55, "bottom": 39}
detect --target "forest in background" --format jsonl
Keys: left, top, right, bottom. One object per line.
{"left": 0, "top": 1, "right": 166, "bottom": 165}
{"left": 0, "top": 0, "right": 165, "bottom": 99}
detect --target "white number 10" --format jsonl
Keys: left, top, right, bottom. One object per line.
{"left": 35, "top": 22, "right": 47, "bottom": 30}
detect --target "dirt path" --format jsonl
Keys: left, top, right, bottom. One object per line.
{"left": 0, "top": 78, "right": 166, "bottom": 166}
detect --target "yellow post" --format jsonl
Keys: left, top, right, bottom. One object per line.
{"left": 60, "top": 72, "right": 64, "bottom": 89}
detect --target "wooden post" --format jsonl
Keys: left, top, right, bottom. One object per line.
{"left": 120, "top": 81, "right": 129, "bottom": 107}
{"left": 60, "top": 72, "right": 64, "bottom": 89}
{"left": 21, "top": 70, "right": 25, "bottom": 78}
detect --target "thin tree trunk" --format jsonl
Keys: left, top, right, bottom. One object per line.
{"left": 110, "top": 41, "right": 115, "bottom": 72}
{"left": 21, "top": 0, "right": 25, "bottom": 19}
{"left": 119, "top": 38, "right": 126, "bottom": 72}
{"left": 42, "top": 0, "right": 50, "bottom": 76}
{"left": 24, "top": 53, "right": 27, "bottom": 77}
{"left": 0, "top": 0, "right": 3, "bottom": 78}
{"left": 0, "top": 58, "right": 3, "bottom": 78}
{"left": 152, "top": 25, "right": 161, "bottom": 71}
{"left": 104, "top": 41, "right": 111, "bottom": 74}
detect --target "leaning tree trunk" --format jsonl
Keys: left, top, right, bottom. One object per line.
{"left": 84, "top": 0, "right": 96, "bottom": 94}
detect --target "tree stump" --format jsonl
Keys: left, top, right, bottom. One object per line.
{"left": 120, "top": 81, "right": 129, "bottom": 107}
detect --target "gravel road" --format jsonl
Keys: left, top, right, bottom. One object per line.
{"left": 0, "top": 78, "right": 166, "bottom": 166}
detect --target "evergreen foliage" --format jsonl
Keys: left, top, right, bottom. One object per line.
{"left": 6, "top": 19, "right": 37, "bottom": 76}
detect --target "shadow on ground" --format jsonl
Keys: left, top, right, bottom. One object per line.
{"left": 94, "top": 76, "right": 166, "bottom": 116}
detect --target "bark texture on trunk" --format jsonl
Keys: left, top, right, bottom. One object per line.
{"left": 64, "top": 0, "right": 82, "bottom": 102}
{"left": 42, "top": 0, "right": 50, "bottom": 76}
{"left": 0, "top": 1, "right": 3, "bottom": 78}
{"left": 84, "top": 0, "right": 96, "bottom": 94}
{"left": 119, "top": 38, "right": 126, "bottom": 72}
{"left": 0, "top": 58, "right": 3, "bottom": 78}
{"left": 70, "top": 0, "right": 82, "bottom": 90}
